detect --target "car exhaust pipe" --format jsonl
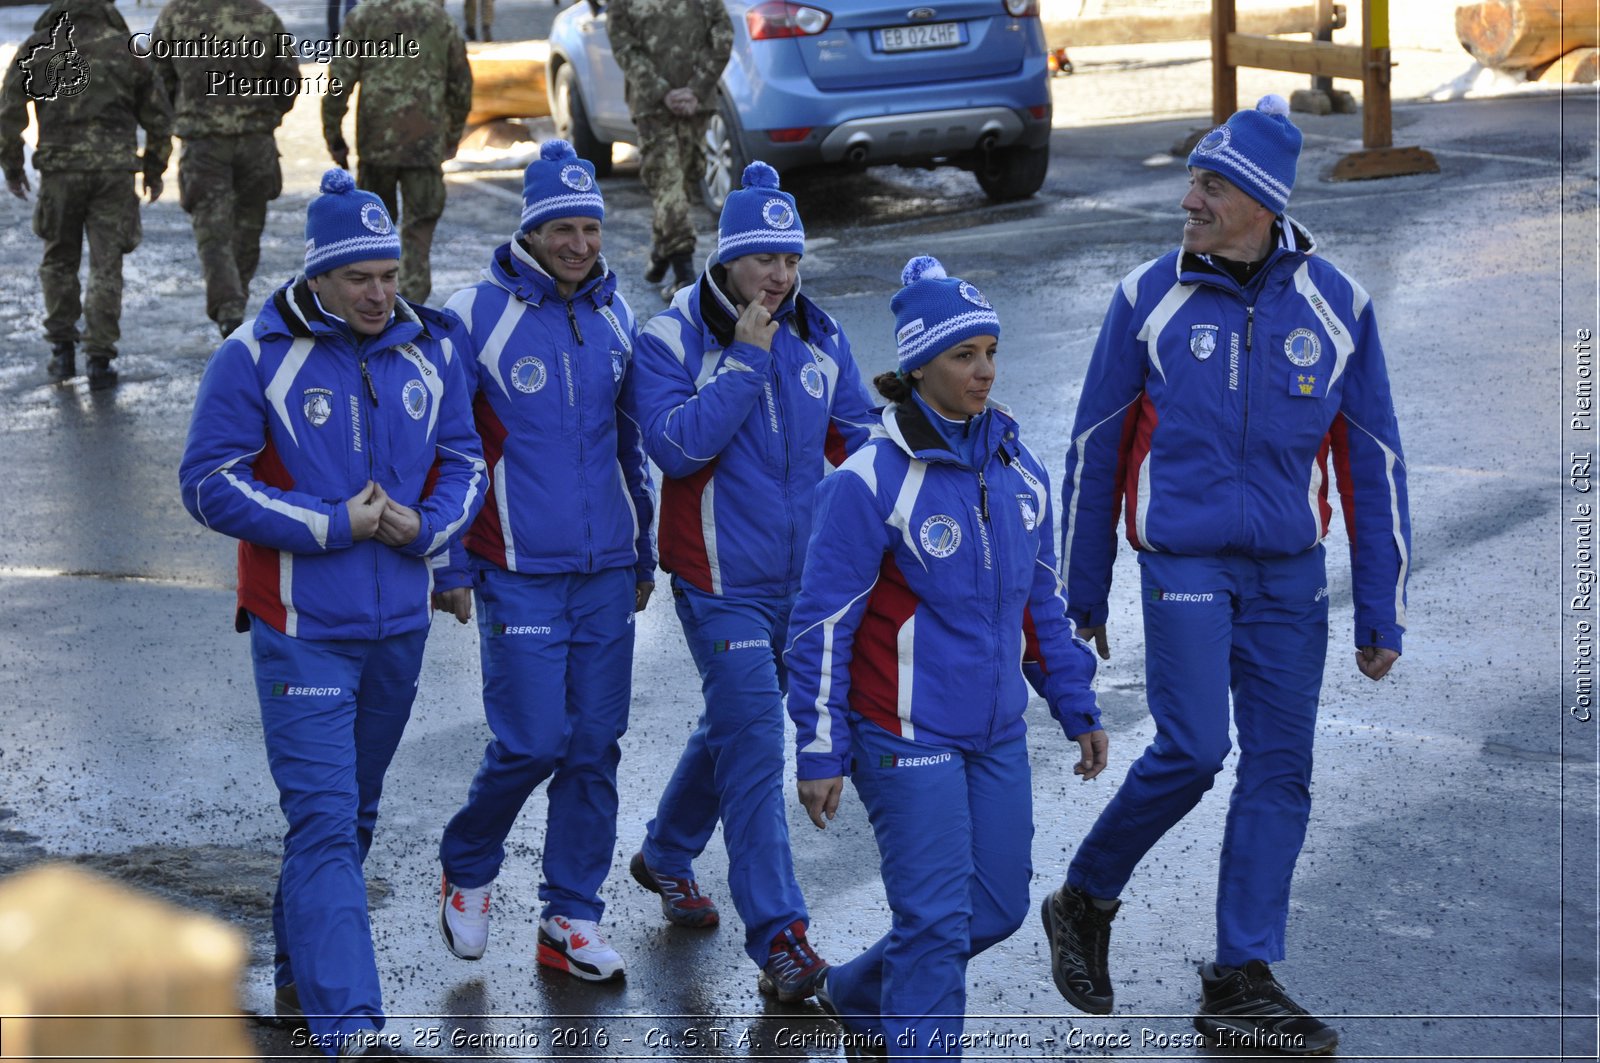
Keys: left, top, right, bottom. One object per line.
{"left": 976, "top": 131, "right": 999, "bottom": 156}
{"left": 845, "top": 142, "right": 869, "bottom": 165}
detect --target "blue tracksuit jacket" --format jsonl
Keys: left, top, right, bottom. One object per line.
{"left": 439, "top": 241, "right": 655, "bottom": 585}
{"left": 179, "top": 276, "right": 487, "bottom": 639}
{"left": 785, "top": 400, "right": 1100, "bottom": 782}
{"left": 1060, "top": 218, "right": 1411, "bottom": 651}
{"left": 629, "top": 269, "right": 875, "bottom": 599}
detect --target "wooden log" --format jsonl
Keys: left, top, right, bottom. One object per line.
{"left": 1046, "top": 4, "right": 1344, "bottom": 50}
{"left": 1455, "top": 0, "right": 1600, "bottom": 71}
{"left": 1228, "top": 32, "right": 1367, "bottom": 78}
{"left": 0, "top": 864, "right": 255, "bottom": 1062}
{"left": 466, "top": 40, "right": 551, "bottom": 127}
{"left": 1537, "top": 46, "right": 1600, "bottom": 83}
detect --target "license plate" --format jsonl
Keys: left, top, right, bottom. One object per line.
{"left": 875, "top": 21, "right": 964, "bottom": 52}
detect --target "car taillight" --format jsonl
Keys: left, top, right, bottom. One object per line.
{"left": 1003, "top": 0, "right": 1038, "bottom": 15}
{"left": 1028, "top": 104, "right": 1048, "bottom": 119}
{"left": 747, "top": 1, "right": 832, "bottom": 39}
{"left": 767, "top": 127, "right": 813, "bottom": 143}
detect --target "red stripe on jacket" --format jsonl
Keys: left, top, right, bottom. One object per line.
{"left": 1119, "top": 392, "right": 1156, "bottom": 550}
{"left": 462, "top": 396, "right": 510, "bottom": 567}
{"left": 849, "top": 554, "right": 919, "bottom": 738}
{"left": 237, "top": 436, "right": 292, "bottom": 632}
{"left": 659, "top": 461, "right": 718, "bottom": 593}
{"left": 1328, "top": 413, "right": 1356, "bottom": 547}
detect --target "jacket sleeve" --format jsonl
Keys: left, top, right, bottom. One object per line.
{"left": 135, "top": 59, "right": 174, "bottom": 181}
{"left": 322, "top": 14, "right": 360, "bottom": 154}
{"left": 1061, "top": 280, "right": 1147, "bottom": 627}
{"left": 1330, "top": 296, "right": 1410, "bottom": 653}
{"left": 617, "top": 311, "right": 659, "bottom": 583}
{"left": 1022, "top": 449, "right": 1101, "bottom": 738}
{"left": 784, "top": 453, "right": 892, "bottom": 781}
{"left": 396, "top": 316, "right": 488, "bottom": 560}
{"left": 149, "top": 9, "right": 180, "bottom": 121}
{"left": 444, "top": 26, "right": 473, "bottom": 147}
{"left": 687, "top": 0, "right": 734, "bottom": 109}
{"left": 0, "top": 47, "right": 29, "bottom": 183}
{"left": 267, "top": 14, "right": 300, "bottom": 122}
{"left": 606, "top": 0, "right": 671, "bottom": 115}
{"left": 826, "top": 331, "right": 877, "bottom": 459}
{"left": 630, "top": 318, "right": 773, "bottom": 479}
{"left": 179, "top": 341, "right": 355, "bottom": 553}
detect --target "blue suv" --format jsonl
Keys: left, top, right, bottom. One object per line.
{"left": 547, "top": 0, "right": 1053, "bottom": 209}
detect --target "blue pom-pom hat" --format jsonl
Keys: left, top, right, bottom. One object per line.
{"left": 891, "top": 254, "right": 1000, "bottom": 373}
{"left": 1187, "top": 94, "right": 1302, "bottom": 214}
{"left": 303, "top": 167, "right": 401, "bottom": 278}
{"left": 521, "top": 138, "right": 605, "bottom": 233}
{"left": 716, "top": 161, "right": 805, "bottom": 264}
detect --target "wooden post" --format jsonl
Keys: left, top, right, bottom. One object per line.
{"left": 1361, "top": 0, "right": 1392, "bottom": 148}
{"left": 1312, "top": 0, "right": 1336, "bottom": 93}
{"left": 1212, "top": 0, "right": 1237, "bottom": 127}
{"left": 0, "top": 864, "right": 256, "bottom": 1062}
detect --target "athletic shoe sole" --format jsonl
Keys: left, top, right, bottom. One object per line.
{"left": 756, "top": 964, "right": 828, "bottom": 1004}
{"left": 1040, "top": 894, "right": 1113, "bottom": 1015}
{"left": 536, "top": 929, "right": 625, "bottom": 983}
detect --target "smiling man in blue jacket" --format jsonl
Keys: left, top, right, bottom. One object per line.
{"left": 1044, "top": 97, "right": 1411, "bottom": 1056}
{"left": 180, "top": 169, "right": 485, "bottom": 1059}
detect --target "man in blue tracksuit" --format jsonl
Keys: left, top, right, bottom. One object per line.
{"left": 433, "top": 140, "right": 655, "bottom": 983}
{"left": 627, "top": 161, "right": 874, "bottom": 1001}
{"left": 786, "top": 256, "right": 1103, "bottom": 1058}
{"left": 1043, "top": 98, "right": 1411, "bottom": 1056}
{"left": 180, "top": 168, "right": 485, "bottom": 1059}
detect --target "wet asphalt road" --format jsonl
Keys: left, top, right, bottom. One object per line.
{"left": 0, "top": 69, "right": 1595, "bottom": 1062}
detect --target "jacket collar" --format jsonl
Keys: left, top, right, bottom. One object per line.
{"left": 689, "top": 263, "right": 840, "bottom": 350}
{"left": 880, "top": 396, "right": 1017, "bottom": 466}
{"left": 1176, "top": 214, "right": 1317, "bottom": 294}
{"left": 487, "top": 234, "right": 615, "bottom": 309}
{"left": 259, "top": 275, "right": 427, "bottom": 352}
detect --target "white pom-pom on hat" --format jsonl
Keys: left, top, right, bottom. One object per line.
{"left": 741, "top": 161, "right": 780, "bottom": 190}
{"left": 541, "top": 138, "right": 577, "bottom": 161}
{"left": 320, "top": 168, "right": 356, "bottom": 194}
{"left": 1256, "top": 93, "right": 1290, "bottom": 117}
{"left": 901, "top": 255, "right": 947, "bottom": 287}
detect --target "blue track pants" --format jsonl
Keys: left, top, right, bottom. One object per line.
{"left": 1067, "top": 548, "right": 1329, "bottom": 965}
{"left": 642, "top": 580, "right": 808, "bottom": 966}
{"left": 439, "top": 566, "right": 635, "bottom": 920}
{"left": 826, "top": 724, "right": 1033, "bottom": 1058}
{"left": 252, "top": 620, "right": 426, "bottom": 1054}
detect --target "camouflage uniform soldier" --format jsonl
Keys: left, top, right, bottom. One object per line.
{"left": 464, "top": 0, "right": 492, "bottom": 42}
{"left": 152, "top": 0, "right": 297, "bottom": 339}
{"left": 607, "top": 0, "right": 732, "bottom": 301}
{"left": 323, "top": 0, "right": 472, "bottom": 304}
{"left": 0, "top": 0, "right": 172, "bottom": 390}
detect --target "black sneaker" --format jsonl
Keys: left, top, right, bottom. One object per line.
{"left": 643, "top": 252, "right": 669, "bottom": 284}
{"left": 87, "top": 355, "right": 118, "bottom": 391}
{"left": 1193, "top": 960, "right": 1339, "bottom": 1056}
{"left": 1041, "top": 884, "right": 1117, "bottom": 1014}
{"left": 46, "top": 342, "right": 74, "bottom": 381}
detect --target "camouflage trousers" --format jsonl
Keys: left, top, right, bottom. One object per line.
{"left": 464, "top": 0, "right": 493, "bottom": 38}
{"left": 33, "top": 169, "right": 140, "bottom": 358}
{"left": 636, "top": 113, "right": 708, "bottom": 260}
{"left": 358, "top": 163, "right": 446, "bottom": 304}
{"left": 178, "top": 133, "right": 283, "bottom": 327}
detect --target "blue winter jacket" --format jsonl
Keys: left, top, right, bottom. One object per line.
{"left": 785, "top": 401, "right": 1100, "bottom": 782}
{"left": 438, "top": 239, "right": 656, "bottom": 586}
{"left": 1061, "top": 218, "right": 1411, "bottom": 651}
{"left": 179, "top": 277, "right": 487, "bottom": 640}
{"left": 630, "top": 267, "right": 875, "bottom": 599}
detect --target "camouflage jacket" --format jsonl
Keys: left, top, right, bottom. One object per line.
{"left": 322, "top": 0, "right": 472, "bottom": 168}
{"left": 608, "top": 0, "right": 732, "bottom": 119}
{"left": 0, "top": 0, "right": 173, "bottom": 181}
{"left": 151, "top": 0, "right": 297, "bottom": 139}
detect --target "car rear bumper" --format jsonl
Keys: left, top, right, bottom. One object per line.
{"left": 817, "top": 106, "right": 1043, "bottom": 164}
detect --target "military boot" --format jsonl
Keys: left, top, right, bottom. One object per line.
{"left": 660, "top": 254, "right": 695, "bottom": 302}
{"left": 643, "top": 251, "right": 670, "bottom": 285}
{"left": 46, "top": 342, "right": 75, "bottom": 382}
{"left": 87, "top": 354, "right": 118, "bottom": 391}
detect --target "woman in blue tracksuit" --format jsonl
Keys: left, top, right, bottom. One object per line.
{"left": 627, "top": 162, "right": 874, "bottom": 1001}
{"left": 785, "top": 256, "right": 1105, "bottom": 1058}
{"left": 433, "top": 141, "right": 655, "bottom": 983}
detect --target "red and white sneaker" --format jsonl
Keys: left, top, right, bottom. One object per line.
{"left": 537, "top": 915, "right": 625, "bottom": 982}
{"left": 439, "top": 874, "right": 492, "bottom": 960}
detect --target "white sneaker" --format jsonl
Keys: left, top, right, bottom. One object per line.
{"left": 439, "top": 874, "right": 492, "bottom": 960}
{"left": 537, "top": 915, "right": 625, "bottom": 982}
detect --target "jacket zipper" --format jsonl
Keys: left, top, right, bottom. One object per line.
{"left": 359, "top": 349, "right": 381, "bottom": 635}
{"left": 564, "top": 299, "right": 593, "bottom": 570}
{"left": 977, "top": 463, "right": 1003, "bottom": 741}
{"left": 1240, "top": 304, "right": 1254, "bottom": 543}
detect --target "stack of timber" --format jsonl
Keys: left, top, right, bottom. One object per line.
{"left": 1455, "top": 0, "right": 1600, "bottom": 83}
{"left": 0, "top": 863, "right": 255, "bottom": 1062}
{"left": 466, "top": 40, "right": 551, "bottom": 127}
